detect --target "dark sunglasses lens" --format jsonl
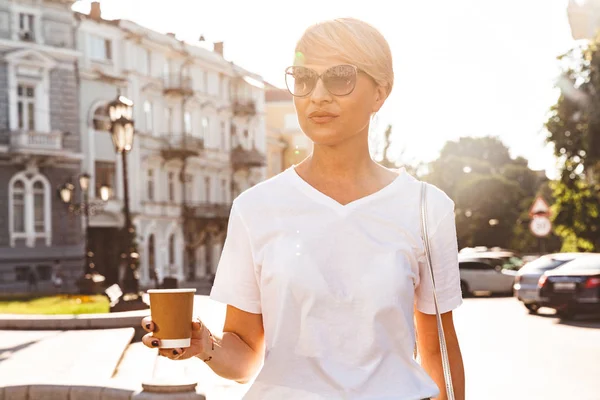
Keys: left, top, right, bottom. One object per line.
{"left": 324, "top": 65, "right": 357, "bottom": 96}
{"left": 285, "top": 67, "right": 316, "bottom": 97}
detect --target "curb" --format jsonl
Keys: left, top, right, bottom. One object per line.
{"left": 0, "top": 309, "right": 150, "bottom": 331}
{"left": 0, "top": 385, "right": 206, "bottom": 400}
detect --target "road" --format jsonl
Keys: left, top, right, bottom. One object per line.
{"left": 454, "top": 296, "right": 600, "bottom": 400}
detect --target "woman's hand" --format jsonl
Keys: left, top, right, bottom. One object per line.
{"left": 141, "top": 316, "right": 212, "bottom": 360}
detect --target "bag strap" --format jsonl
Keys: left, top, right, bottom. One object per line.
{"left": 419, "top": 182, "right": 456, "bottom": 400}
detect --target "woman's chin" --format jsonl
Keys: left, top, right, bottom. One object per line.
{"left": 305, "top": 129, "right": 347, "bottom": 146}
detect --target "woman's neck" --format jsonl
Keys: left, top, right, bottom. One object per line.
{"left": 296, "top": 135, "right": 383, "bottom": 183}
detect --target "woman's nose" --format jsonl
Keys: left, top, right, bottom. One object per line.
{"left": 310, "top": 77, "right": 332, "bottom": 103}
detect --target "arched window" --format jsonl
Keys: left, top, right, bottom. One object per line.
{"left": 144, "top": 101, "right": 153, "bottom": 133}
{"left": 12, "top": 180, "right": 25, "bottom": 233}
{"left": 33, "top": 181, "right": 45, "bottom": 233}
{"left": 168, "top": 234, "right": 175, "bottom": 265}
{"left": 9, "top": 172, "right": 51, "bottom": 247}
{"left": 92, "top": 105, "right": 111, "bottom": 131}
{"left": 148, "top": 234, "right": 156, "bottom": 279}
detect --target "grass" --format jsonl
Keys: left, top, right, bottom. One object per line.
{"left": 0, "top": 295, "right": 110, "bottom": 315}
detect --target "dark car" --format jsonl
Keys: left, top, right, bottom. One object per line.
{"left": 538, "top": 254, "right": 600, "bottom": 319}
{"left": 514, "top": 253, "right": 588, "bottom": 313}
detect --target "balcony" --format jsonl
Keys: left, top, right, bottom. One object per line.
{"left": 232, "top": 100, "right": 257, "bottom": 117}
{"left": 184, "top": 203, "right": 232, "bottom": 220}
{"left": 231, "top": 145, "right": 266, "bottom": 170}
{"left": 163, "top": 74, "right": 194, "bottom": 96}
{"left": 7, "top": 130, "right": 63, "bottom": 154}
{"left": 160, "top": 133, "right": 204, "bottom": 160}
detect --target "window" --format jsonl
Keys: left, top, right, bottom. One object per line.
{"left": 140, "top": 48, "right": 151, "bottom": 75}
{"left": 92, "top": 105, "right": 111, "bottom": 131}
{"left": 221, "top": 121, "right": 226, "bottom": 150}
{"left": 168, "top": 235, "right": 175, "bottom": 265}
{"left": 19, "top": 13, "right": 35, "bottom": 41}
{"left": 144, "top": 101, "right": 153, "bottom": 133}
{"left": 163, "top": 62, "right": 170, "bottom": 79}
{"left": 17, "top": 84, "right": 35, "bottom": 130}
{"left": 204, "top": 176, "right": 211, "bottom": 203}
{"left": 12, "top": 180, "right": 25, "bottom": 233}
{"left": 168, "top": 172, "right": 175, "bottom": 202}
{"left": 36, "top": 265, "right": 51, "bottom": 281}
{"left": 284, "top": 113, "right": 301, "bottom": 131}
{"left": 89, "top": 35, "right": 112, "bottom": 61}
{"left": 202, "top": 70, "right": 208, "bottom": 92}
{"left": 147, "top": 49, "right": 152, "bottom": 75}
{"left": 9, "top": 172, "right": 51, "bottom": 247}
{"left": 201, "top": 117, "right": 209, "bottom": 143}
{"left": 33, "top": 181, "right": 44, "bottom": 233}
{"left": 165, "top": 107, "right": 173, "bottom": 133}
{"left": 15, "top": 266, "right": 30, "bottom": 282}
{"left": 184, "top": 111, "right": 192, "bottom": 134}
{"left": 94, "top": 161, "right": 115, "bottom": 199}
{"left": 148, "top": 235, "right": 156, "bottom": 279}
{"left": 147, "top": 169, "right": 155, "bottom": 201}
{"left": 459, "top": 262, "right": 493, "bottom": 271}
{"left": 184, "top": 173, "right": 193, "bottom": 202}
{"left": 221, "top": 179, "right": 227, "bottom": 203}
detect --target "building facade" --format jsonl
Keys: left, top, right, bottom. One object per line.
{"left": 76, "top": 3, "right": 266, "bottom": 289}
{"left": 567, "top": 0, "right": 600, "bottom": 40}
{"left": 264, "top": 84, "right": 312, "bottom": 178}
{"left": 0, "top": 0, "right": 84, "bottom": 292}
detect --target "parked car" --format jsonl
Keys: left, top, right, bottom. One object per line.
{"left": 458, "top": 256, "right": 518, "bottom": 296}
{"left": 538, "top": 254, "right": 600, "bottom": 319}
{"left": 514, "top": 253, "right": 588, "bottom": 313}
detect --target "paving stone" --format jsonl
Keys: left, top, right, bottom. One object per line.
{"left": 69, "top": 385, "right": 103, "bottom": 400}
{"left": 132, "top": 391, "right": 205, "bottom": 400}
{"left": 100, "top": 387, "right": 135, "bottom": 400}
{"left": 3, "top": 386, "right": 28, "bottom": 400}
{"left": 28, "top": 385, "right": 71, "bottom": 400}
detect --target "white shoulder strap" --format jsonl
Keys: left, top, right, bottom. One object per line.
{"left": 419, "top": 182, "right": 456, "bottom": 400}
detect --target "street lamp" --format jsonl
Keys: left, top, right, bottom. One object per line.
{"left": 108, "top": 94, "right": 139, "bottom": 294}
{"left": 58, "top": 178, "right": 110, "bottom": 279}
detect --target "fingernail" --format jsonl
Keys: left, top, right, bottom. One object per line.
{"left": 151, "top": 340, "right": 159, "bottom": 347}
{"left": 146, "top": 323, "right": 151, "bottom": 329}
{"left": 172, "top": 349, "right": 179, "bottom": 355}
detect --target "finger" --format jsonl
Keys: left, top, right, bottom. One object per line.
{"left": 192, "top": 321, "right": 202, "bottom": 331}
{"left": 141, "top": 317, "right": 154, "bottom": 332}
{"left": 141, "top": 333, "right": 160, "bottom": 349}
{"left": 172, "top": 348, "right": 185, "bottom": 358}
{"left": 158, "top": 348, "right": 184, "bottom": 359}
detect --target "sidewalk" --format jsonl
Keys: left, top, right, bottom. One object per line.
{"left": 0, "top": 296, "right": 251, "bottom": 399}
{"left": 110, "top": 295, "right": 251, "bottom": 399}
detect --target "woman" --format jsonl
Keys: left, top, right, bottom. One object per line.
{"left": 142, "top": 17, "right": 465, "bottom": 400}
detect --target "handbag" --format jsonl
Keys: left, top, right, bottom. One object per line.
{"left": 417, "top": 182, "right": 456, "bottom": 400}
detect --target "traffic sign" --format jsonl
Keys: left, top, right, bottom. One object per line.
{"left": 529, "top": 196, "right": 550, "bottom": 217}
{"left": 530, "top": 215, "right": 552, "bottom": 237}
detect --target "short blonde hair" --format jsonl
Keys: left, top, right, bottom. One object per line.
{"left": 295, "top": 18, "right": 394, "bottom": 96}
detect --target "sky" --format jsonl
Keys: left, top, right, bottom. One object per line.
{"left": 72, "top": 0, "right": 578, "bottom": 178}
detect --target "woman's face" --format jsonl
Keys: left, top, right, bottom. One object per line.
{"left": 290, "top": 57, "right": 387, "bottom": 146}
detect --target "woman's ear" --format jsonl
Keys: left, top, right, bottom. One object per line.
{"left": 372, "top": 85, "right": 388, "bottom": 113}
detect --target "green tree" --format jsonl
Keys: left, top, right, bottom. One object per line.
{"left": 425, "top": 136, "right": 552, "bottom": 253}
{"left": 545, "top": 37, "right": 600, "bottom": 251}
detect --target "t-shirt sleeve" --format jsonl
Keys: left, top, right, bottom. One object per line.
{"left": 415, "top": 196, "right": 463, "bottom": 315}
{"left": 209, "top": 204, "right": 262, "bottom": 314}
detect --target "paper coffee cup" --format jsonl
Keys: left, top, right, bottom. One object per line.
{"left": 147, "top": 289, "right": 196, "bottom": 348}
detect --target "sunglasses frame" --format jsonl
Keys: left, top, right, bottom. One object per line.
{"left": 284, "top": 64, "right": 361, "bottom": 98}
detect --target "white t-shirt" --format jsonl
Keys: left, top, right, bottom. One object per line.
{"left": 210, "top": 166, "right": 463, "bottom": 400}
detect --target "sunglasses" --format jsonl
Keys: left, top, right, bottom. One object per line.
{"left": 285, "top": 64, "right": 362, "bottom": 97}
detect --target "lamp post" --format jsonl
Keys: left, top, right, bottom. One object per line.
{"left": 58, "top": 177, "right": 110, "bottom": 280}
{"left": 108, "top": 94, "right": 139, "bottom": 294}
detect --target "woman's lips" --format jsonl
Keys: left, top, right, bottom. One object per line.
{"left": 309, "top": 115, "right": 338, "bottom": 124}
